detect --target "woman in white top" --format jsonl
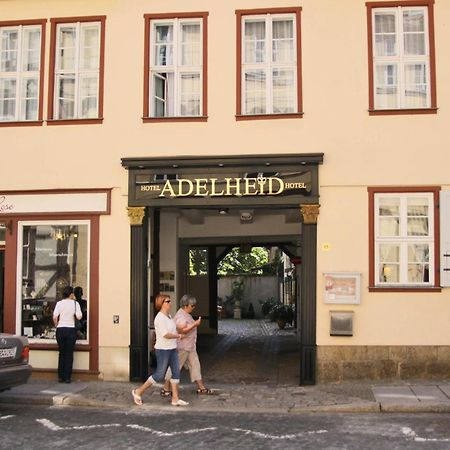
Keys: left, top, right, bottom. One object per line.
{"left": 132, "top": 294, "right": 188, "bottom": 407}
{"left": 53, "top": 285, "right": 82, "bottom": 383}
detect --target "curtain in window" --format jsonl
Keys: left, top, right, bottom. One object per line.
{"left": 403, "top": 10, "right": 425, "bottom": 56}
{"left": 0, "top": 29, "right": 18, "bottom": 72}
{"left": 379, "top": 244, "right": 400, "bottom": 283}
{"left": 272, "top": 19, "right": 294, "bottom": 63}
{"left": 244, "top": 70, "right": 266, "bottom": 114}
{"left": 0, "top": 78, "right": 16, "bottom": 120}
{"left": 57, "top": 76, "right": 75, "bottom": 119}
{"left": 244, "top": 20, "right": 265, "bottom": 63}
{"left": 180, "top": 73, "right": 200, "bottom": 116}
{"left": 181, "top": 24, "right": 200, "bottom": 66}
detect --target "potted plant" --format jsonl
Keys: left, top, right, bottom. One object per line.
{"left": 259, "top": 297, "right": 277, "bottom": 319}
{"left": 270, "top": 303, "right": 295, "bottom": 329}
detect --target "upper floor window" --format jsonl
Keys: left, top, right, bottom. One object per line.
{"left": 48, "top": 16, "right": 105, "bottom": 124}
{"left": 366, "top": 1, "right": 436, "bottom": 115}
{"left": 369, "top": 187, "right": 440, "bottom": 290}
{"left": 0, "top": 20, "right": 45, "bottom": 125}
{"left": 144, "top": 13, "right": 208, "bottom": 122}
{"left": 236, "top": 8, "right": 303, "bottom": 120}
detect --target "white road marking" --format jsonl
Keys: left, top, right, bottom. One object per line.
{"left": 37, "top": 418, "right": 121, "bottom": 431}
{"left": 402, "top": 427, "right": 450, "bottom": 442}
{"left": 232, "top": 428, "right": 328, "bottom": 440}
{"left": 127, "top": 424, "right": 218, "bottom": 436}
{"left": 0, "top": 415, "right": 15, "bottom": 420}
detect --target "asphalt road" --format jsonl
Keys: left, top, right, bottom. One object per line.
{"left": 0, "top": 404, "right": 449, "bottom": 449}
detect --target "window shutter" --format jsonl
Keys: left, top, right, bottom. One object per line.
{"left": 440, "top": 191, "right": 450, "bottom": 287}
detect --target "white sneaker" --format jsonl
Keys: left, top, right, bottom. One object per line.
{"left": 171, "top": 399, "right": 189, "bottom": 406}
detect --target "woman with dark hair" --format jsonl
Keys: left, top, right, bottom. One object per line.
{"left": 131, "top": 294, "right": 188, "bottom": 407}
{"left": 53, "top": 285, "right": 82, "bottom": 383}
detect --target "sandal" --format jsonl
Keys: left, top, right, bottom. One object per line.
{"left": 197, "top": 388, "right": 215, "bottom": 395}
{"left": 160, "top": 389, "right": 172, "bottom": 398}
{"left": 131, "top": 389, "right": 143, "bottom": 406}
{"left": 171, "top": 399, "right": 189, "bottom": 406}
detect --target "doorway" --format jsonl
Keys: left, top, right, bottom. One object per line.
{"left": 176, "top": 238, "right": 301, "bottom": 385}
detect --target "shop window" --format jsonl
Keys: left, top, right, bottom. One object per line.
{"left": 0, "top": 20, "right": 45, "bottom": 125}
{"left": 18, "top": 221, "right": 90, "bottom": 341}
{"left": 236, "top": 7, "right": 303, "bottom": 119}
{"left": 48, "top": 16, "right": 105, "bottom": 123}
{"left": 369, "top": 188, "right": 439, "bottom": 290}
{"left": 366, "top": 1, "right": 437, "bottom": 115}
{"left": 144, "top": 13, "right": 208, "bottom": 121}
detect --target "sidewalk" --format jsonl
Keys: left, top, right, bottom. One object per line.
{"left": 1, "top": 378, "right": 450, "bottom": 413}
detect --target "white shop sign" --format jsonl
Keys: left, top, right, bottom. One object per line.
{"left": 0, "top": 192, "right": 108, "bottom": 214}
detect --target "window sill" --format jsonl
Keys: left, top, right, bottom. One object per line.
{"left": 46, "top": 118, "right": 104, "bottom": 125}
{"left": 235, "top": 112, "right": 304, "bottom": 121}
{"left": 142, "top": 116, "right": 208, "bottom": 123}
{"left": 369, "top": 286, "right": 441, "bottom": 293}
{"left": 0, "top": 120, "right": 44, "bottom": 127}
{"left": 368, "top": 108, "right": 438, "bottom": 116}
{"left": 30, "top": 342, "right": 91, "bottom": 351}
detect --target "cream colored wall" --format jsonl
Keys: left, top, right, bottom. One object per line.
{"left": 3, "top": 0, "right": 450, "bottom": 378}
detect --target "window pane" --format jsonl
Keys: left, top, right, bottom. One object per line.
{"left": 407, "top": 197, "right": 429, "bottom": 236}
{"left": 21, "top": 224, "right": 89, "bottom": 340}
{"left": 0, "top": 29, "right": 18, "bottom": 72}
{"left": 181, "top": 23, "right": 200, "bottom": 66}
{"left": 58, "top": 26, "right": 76, "bottom": 71}
{"left": 403, "top": 10, "right": 425, "bottom": 33}
{"left": 272, "top": 19, "right": 294, "bottom": 63}
{"left": 0, "top": 78, "right": 17, "bottom": 120}
{"left": 80, "top": 25, "right": 100, "bottom": 70}
{"left": 80, "top": 76, "right": 98, "bottom": 118}
{"left": 244, "top": 70, "right": 266, "bottom": 114}
{"left": 374, "top": 13, "right": 397, "bottom": 56}
{"left": 152, "top": 72, "right": 174, "bottom": 117}
{"left": 272, "top": 69, "right": 295, "bottom": 113}
{"left": 180, "top": 73, "right": 200, "bottom": 116}
{"left": 408, "top": 244, "right": 429, "bottom": 283}
{"left": 57, "top": 76, "right": 75, "bottom": 119}
{"left": 154, "top": 25, "right": 173, "bottom": 66}
{"left": 22, "top": 28, "right": 41, "bottom": 71}
{"left": 378, "top": 244, "right": 400, "bottom": 283}
{"left": 378, "top": 197, "right": 400, "bottom": 236}
{"left": 20, "top": 77, "right": 38, "bottom": 120}
{"left": 375, "top": 64, "right": 398, "bottom": 109}
{"left": 244, "top": 21, "right": 265, "bottom": 63}
{"left": 404, "top": 63, "right": 427, "bottom": 108}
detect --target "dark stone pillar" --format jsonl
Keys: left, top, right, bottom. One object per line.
{"left": 128, "top": 207, "right": 148, "bottom": 382}
{"left": 299, "top": 204, "right": 319, "bottom": 385}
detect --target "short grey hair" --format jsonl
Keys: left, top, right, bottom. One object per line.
{"left": 180, "top": 294, "right": 197, "bottom": 308}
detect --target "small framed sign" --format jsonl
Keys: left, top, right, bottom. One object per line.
{"left": 323, "top": 272, "right": 361, "bottom": 305}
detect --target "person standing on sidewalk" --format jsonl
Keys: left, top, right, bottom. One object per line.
{"left": 161, "top": 294, "right": 214, "bottom": 397}
{"left": 53, "top": 285, "right": 82, "bottom": 383}
{"left": 131, "top": 294, "right": 189, "bottom": 407}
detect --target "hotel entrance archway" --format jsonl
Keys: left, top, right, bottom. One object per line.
{"left": 122, "top": 153, "right": 323, "bottom": 385}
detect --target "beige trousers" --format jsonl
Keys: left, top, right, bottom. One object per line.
{"left": 165, "top": 349, "right": 202, "bottom": 383}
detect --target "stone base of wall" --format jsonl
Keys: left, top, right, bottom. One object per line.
{"left": 317, "top": 346, "right": 450, "bottom": 383}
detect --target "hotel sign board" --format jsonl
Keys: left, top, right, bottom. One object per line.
{"left": 132, "top": 170, "right": 313, "bottom": 206}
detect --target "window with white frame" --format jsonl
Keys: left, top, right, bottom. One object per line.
{"left": 241, "top": 13, "right": 298, "bottom": 115}
{"left": 374, "top": 193, "right": 434, "bottom": 286}
{"left": 370, "top": 5, "right": 431, "bottom": 110}
{"left": 54, "top": 21, "right": 101, "bottom": 120}
{"left": 0, "top": 23, "right": 42, "bottom": 122}
{"left": 149, "top": 18, "right": 203, "bottom": 117}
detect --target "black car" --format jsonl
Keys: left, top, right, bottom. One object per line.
{"left": 0, "top": 333, "right": 32, "bottom": 392}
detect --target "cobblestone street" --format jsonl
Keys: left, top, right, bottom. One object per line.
{"left": 197, "top": 319, "right": 299, "bottom": 385}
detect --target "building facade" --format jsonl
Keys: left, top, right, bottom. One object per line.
{"left": 1, "top": 0, "right": 449, "bottom": 383}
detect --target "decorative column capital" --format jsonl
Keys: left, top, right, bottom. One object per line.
{"left": 300, "top": 204, "right": 320, "bottom": 224}
{"left": 127, "top": 207, "right": 145, "bottom": 226}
